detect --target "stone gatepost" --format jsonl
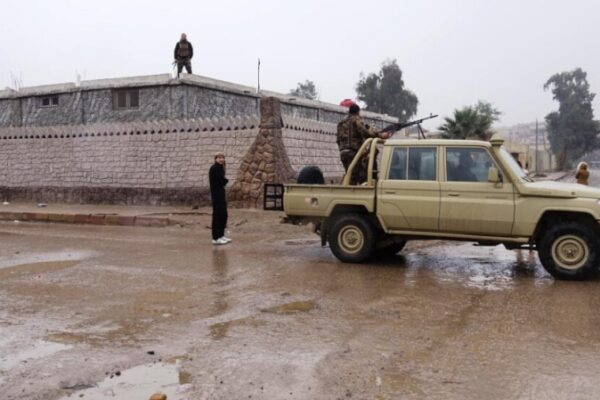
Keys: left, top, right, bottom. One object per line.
{"left": 230, "top": 97, "right": 295, "bottom": 207}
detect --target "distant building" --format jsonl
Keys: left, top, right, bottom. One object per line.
{"left": 495, "top": 122, "right": 555, "bottom": 172}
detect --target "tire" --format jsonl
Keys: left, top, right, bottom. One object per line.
{"left": 329, "top": 214, "right": 375, "bottom": 263}
{"left": 538, "top": 221, "right": 600, "bottom": 280}
{"left": 378, "top": 240, "right": 408, "bottom": 257}
{"left": 297, "top": 166, "right": 325, "bottom": 184}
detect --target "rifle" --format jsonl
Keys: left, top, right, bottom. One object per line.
{"left": 380, "top": 114, "right": 438, "bottom": 139}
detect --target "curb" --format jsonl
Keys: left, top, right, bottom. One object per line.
{"left": 0, "top": 212, "right": 173, "bottom": 227}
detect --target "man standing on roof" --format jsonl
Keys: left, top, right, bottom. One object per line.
{"left": 174, "top": 33, "right": 193, "bottom": 77}
{"left": 337, "top": 103, "right": 391, "bottom": 184}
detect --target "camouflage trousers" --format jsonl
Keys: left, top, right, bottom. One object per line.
{"left": 340, "top": 149, "right": 367, "bottom": 185}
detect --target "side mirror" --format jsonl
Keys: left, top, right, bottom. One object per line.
{"left": 488, "top": 167, "right": 502, "bottom": 183}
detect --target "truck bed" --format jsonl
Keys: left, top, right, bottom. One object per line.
{"left": 283, "top": 184, "right": 375, "bottom": 217}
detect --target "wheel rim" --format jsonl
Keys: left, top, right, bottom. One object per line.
{"left": 551, "top": 234, "right": 589, "bottom": 271}
{"left": 338, "top": 225, "right": 364, "bottom": 255}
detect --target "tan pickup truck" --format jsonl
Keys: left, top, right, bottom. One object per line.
{"left": 267, "top": 137, "right": 600, "bottom": 280}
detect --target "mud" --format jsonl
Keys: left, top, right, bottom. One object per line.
{"left": 1, "top": 210, "right": 600, "bottom": 399}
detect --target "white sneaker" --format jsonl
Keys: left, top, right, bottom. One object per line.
{"left": 212, "top": 238, "right": 226, "bottom": 245}
{"left": 217, "top": 237, "right": 230, "bottom": 245}
{"left": 221, "top": 236, "right": 232, "bottom": 243}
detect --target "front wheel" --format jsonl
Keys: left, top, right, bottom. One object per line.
{"left": 329, "top": 214, "right": 375, "bottom": 263}
{"left": 538, "top": 222, "right": 600, "bottom": 280}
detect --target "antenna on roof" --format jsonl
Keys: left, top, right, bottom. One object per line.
{"left": 9, "top": 71, "right": 23, "bottom": 91}
{"left": 257, "top": 58, "right": 261, "bottom": 94}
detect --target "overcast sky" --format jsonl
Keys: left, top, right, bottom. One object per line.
{"left": 1, "top": 0, "right": 599, "bottom": 129}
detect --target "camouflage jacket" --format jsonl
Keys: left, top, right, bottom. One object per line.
{"left": 337, "top": 115, "right": 377, "bottom": 151}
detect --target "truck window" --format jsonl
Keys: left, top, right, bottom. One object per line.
{"left": 388, "top": 147, "right": 437, "bottom": 181}
{"left": 446, "top": 147, "right": 496, "bottom": 182}
{"left": 388, "top": 147, "right": 407, "bottom": 179}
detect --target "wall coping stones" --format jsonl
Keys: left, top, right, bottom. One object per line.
{"left": 0, "top": 115, "right": 260, "bottom": 139}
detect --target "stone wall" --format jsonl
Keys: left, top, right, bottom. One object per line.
{"left": 230, "top": 98, "right": 295, "bottom": 207}
{"left": 21, "top": 92, "right": 84, "bottom": 126}
{"left": 0, "top": 98, "right": 21, "bottom": 127}
{"left": 0, "top": 116, "right": 259, "bottom": 204}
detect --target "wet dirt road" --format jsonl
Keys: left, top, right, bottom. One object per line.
{"left": 2, "top": 210, "right": 600, "bottom": 400}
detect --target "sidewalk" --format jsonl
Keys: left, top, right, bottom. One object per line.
{"left": 0, "top": 202, "right": 213, "bottom": 227}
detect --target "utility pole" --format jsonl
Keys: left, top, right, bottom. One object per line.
{"left": 257, "top": 58, "right": 261, "bottom": 94}
{"left": 535, "top": 119, "right": 539, "bottom": 173}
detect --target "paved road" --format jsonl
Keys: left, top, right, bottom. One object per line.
{"left": 1, "top": 211, "right": 600, "bottom": 400}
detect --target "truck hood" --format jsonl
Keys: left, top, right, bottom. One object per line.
{"left": 519, "top": 181, "right": 600, "bottom": 199}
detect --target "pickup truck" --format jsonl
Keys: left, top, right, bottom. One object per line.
{"left": 267, "top": 137, "right": 600, "bottom": 280}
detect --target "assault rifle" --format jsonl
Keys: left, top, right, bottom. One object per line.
{"left": 380, "top": 114, "right": 438, "bottom": 139}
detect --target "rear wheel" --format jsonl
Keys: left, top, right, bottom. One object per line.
{"left": 329, "top": 214, "right": 375, "bottom": 263}
{"left": 538, "top": 222, "right": 600, "bottom": 280}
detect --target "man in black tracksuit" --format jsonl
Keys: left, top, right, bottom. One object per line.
{"left": 209, "top": 152, "right": 231, "bottom": 245}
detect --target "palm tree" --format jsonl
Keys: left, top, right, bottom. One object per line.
{"left": 439, "top": 101, "right": 500, "bottom": 140}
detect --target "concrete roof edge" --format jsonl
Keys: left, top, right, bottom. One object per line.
{"left": 179, "top": 74, "right": 259, "bottom": 97}
{"left": 79, "top": 74, "right": 174, "bottom": 90}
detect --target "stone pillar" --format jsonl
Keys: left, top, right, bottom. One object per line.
{"left": 230, "top": 97, "right": 295, "bottom": 207}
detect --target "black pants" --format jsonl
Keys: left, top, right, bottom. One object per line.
{"left": 212, "top": 203, "right": 228, "bottom": 240}
{"left": 177, "top": 60, "right": 192, "bottom": 76}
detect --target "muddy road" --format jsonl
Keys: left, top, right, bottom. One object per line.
{"left": 1, "top": 210, "right": 600, "bottom": 399}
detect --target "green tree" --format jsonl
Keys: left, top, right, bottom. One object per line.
{"left": 289, "top": 80, "right": 319, "bottom": 100}
{"left": 439, "top": 101, "right": 501, "bottom": 140}
{"left": 356, "top": 59, "right": 418, "bottom": 122}
{"left": 544, "top": 68, "right": 599, "bottom": 170}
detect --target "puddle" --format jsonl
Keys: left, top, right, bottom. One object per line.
{"left": 58, "top": 362, "right": 191, "bottom": 400}
{"left": 209, "top": 317, "right": 265, "bottom": 340}
{"left": 412, "top": 243, "right": 551, "bottom": 290}
{"left": 261, "top": 300, "right": 317, "bottom": 314}
{"left": 0, "top": 340, "right": 72, "bottom": 370}
{"left": 0, "top": 250, "right": 93, "bottom": 270}
{"left": 0, "top": 260, "right": 80, "bottom": 279}
{"left": 284, "top": 239, "right": 320, "bottom": 246}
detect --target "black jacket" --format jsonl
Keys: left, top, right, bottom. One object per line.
{"left": 174, "top": 40, "right": 194, "bottom": 60}
{"left": 209, "top": 163, "right": 228, "bottom": 204}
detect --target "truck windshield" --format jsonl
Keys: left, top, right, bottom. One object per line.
{"left": 499, "top": 147, "right": 531, "bottom": 182}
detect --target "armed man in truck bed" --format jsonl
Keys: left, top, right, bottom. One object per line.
{"left": 337, "top": 104, "right": 391, "bottom": 185}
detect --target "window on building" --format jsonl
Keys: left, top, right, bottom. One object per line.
{"left": 112, "top": 89, "right": 140, "bottom": 109}
{"left": 40, "top": 95, "right": 59, "bottom": 107}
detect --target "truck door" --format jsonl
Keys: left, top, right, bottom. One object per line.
{"left": 440, "top": 146, "right": 515, "bottom": 236}
{"left": 378, "top": 146, "right": 440, "bottom": 231}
